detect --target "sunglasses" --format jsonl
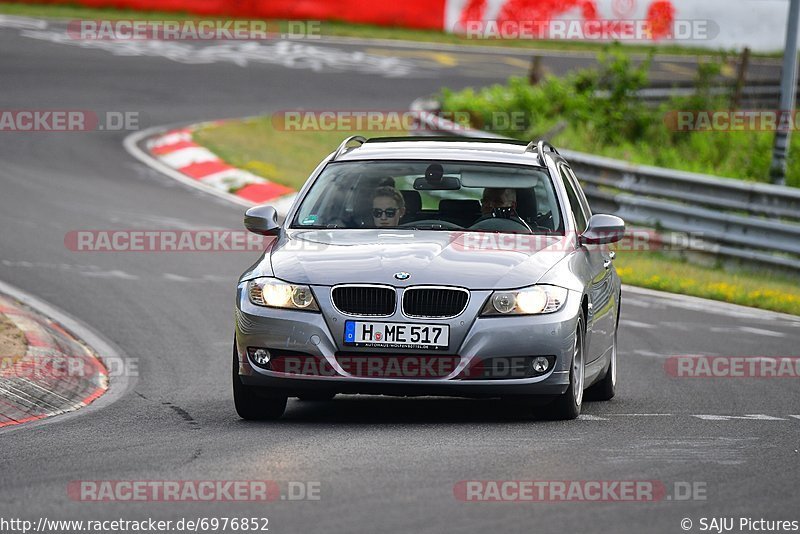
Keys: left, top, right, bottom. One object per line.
{"left": 373, "top": 208, "right": 398, "bottom": 218}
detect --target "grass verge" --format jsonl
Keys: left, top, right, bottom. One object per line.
{"left": 192, "top": 116, "right": 390, "bottom": 190}
{"left": 615, "top": 252, "right": 800, "bottom": 315}
{"left": 0, "top": 2, "right": 760, "bottom": 57}
{"left": 192, "top": 116, "right": 799, "bottom": 315}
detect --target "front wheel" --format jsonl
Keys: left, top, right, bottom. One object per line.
{"left": 544, "top": 317, "right": 585, "bottom": 420}
{"left": 232, "top": 341, "right": 287, "bottom": 420}
{"left": 585, "top": 327, "right": 617, "bottom": 401}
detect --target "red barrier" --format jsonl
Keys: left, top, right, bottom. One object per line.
{"left": 16, "top": 0, "right": 447, "bottom": 30}
{"left": 17, "top": 0, "right": 676, "bottom": 40}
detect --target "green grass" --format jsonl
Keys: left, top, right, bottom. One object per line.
{"left": 615, "top": 252, "right": 800, "bottom": 315}
{"left": 440, "top": 50, "right": 800, "bottom": 188}
{"left": 550, "top": 124, "right": 800, "bottom": 187}
{"left": 192, "top": 116, "right": 395, "bottom": 190}
{"left": 0, "top": 2, "right": 764, "bottom": 57}
{"left": 193, "top": 115, "right": 799, "bottom": 315}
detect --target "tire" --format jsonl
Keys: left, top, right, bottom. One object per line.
{"left": 544, "top": 316, "right": 585, "bottom": 420}
{"left": 585, "top": 328, "right": 617, "bottom": 401}
{"left": 297, "top": 393, "right": 336, "bottom": 402}
{"left": 586, "top": 299, "right": 620, "bottom": 402}
{"left": 232, "top": 341, "right": 287, "bottom": 420}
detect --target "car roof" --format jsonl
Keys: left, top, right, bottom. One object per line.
{"left": 332, "top": 136, "right": 555, "bottom": 167}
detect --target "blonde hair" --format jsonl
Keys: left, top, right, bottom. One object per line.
{"left": 373, "top": 186, "right": 405, "bottom": 208}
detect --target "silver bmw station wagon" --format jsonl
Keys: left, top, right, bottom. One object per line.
{"left": 234, "top": 137, "right": 625, "bottom": 420}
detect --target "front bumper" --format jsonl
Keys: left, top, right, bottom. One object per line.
{"left": 234, "top": 283, "right": 580, "bottom": 398}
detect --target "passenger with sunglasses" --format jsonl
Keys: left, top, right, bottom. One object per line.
{"left": 372, "top": 186, "right": 406, "bottom": 228}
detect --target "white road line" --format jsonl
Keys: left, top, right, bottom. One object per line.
{"left": 0, "top": 15, "right": 47, "bottom": 30}
{"left": 620, "top": 320, "right": 653, "bottom": 329}
{"left": 692, "top": 414, "right": 788, "bottom": 421}
{"left": 630, "top": 350, "right": 667, "bottom": 358}
{"left": 0, "top": 384, "right": 59, "bottom": 410}
{"left": 158, "top": 146, "right": 218, "bottom": 168}
{"left": 199, "top": 169, "right": 263, "bottom": 191}
{"left": 80, "top": 270, "right": 139, "bottom": 280}
{"left": 623, "top": 285, "right": 800, "bottom": 323}
{"left": 609, "top": 413, "right": 674, "bottom": 417}
{"left": 148, "top": 130, "right": 192, "bottom": 148}
{"left": 738, "top": 327, "right": 787, "bottom": 338}
{"left": 19, "top": 30, "right": 420, "bottom": 78}
{"left": 124, "top": 125, "right": 253, "bottom": 209}
{"left": 621, "top": 298, "right": 652, "bottom": 308}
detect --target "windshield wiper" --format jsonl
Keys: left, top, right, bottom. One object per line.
{"left": 403, "top": 224, "right": 457, "bottom": 231}
{"left": 293, "top": 224, "right": 342, "bottom": 229}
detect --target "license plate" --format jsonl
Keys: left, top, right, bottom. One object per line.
{"left": 344, "top": 321, "right": 449, "bottom": 350}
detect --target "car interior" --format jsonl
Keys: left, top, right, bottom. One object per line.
{"left": 292, "top": 160, "right": 563, "bottom": 234}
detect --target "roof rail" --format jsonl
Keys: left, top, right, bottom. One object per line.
{"left": 332, "top": 135, "right": 367, "bottom": 160}
{"left": 523, "top": 140, "right": 559, "bottom": 165}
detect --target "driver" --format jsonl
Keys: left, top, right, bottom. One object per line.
{"left": 372, "top": 186, "right": 406, "bottom": 228}
{"left": 480, "top": 188, "right": 517, "bottom": 215}
{"left": 475, "top": 187, "right": 531, "bottom": 232}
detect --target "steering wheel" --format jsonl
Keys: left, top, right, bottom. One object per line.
{"left": 468, "top": 216, "right": 532, "bottom": 234}
{"left": 533, "top": 210, "right": 555, "bottom": 231}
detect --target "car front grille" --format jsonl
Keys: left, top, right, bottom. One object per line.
{"left": 402, "top": 287, "right": 469, "bottom": 318}
{"left": 331, "top": 285, "right": 396, "bottom": 316}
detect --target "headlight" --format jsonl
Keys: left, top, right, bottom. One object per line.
{"left": 481, "top": 285, "right": 568, "bottom": 316}
{"left": 247, "top": 278, "right": 319, "bottom": 311}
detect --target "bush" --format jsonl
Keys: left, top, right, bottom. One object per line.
{"left": 440, "top": 44, "right": 799, "bottom": 187}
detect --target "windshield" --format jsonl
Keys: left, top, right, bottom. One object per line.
{"left": 291, "top": 160, "right": 563, "bottom": 234}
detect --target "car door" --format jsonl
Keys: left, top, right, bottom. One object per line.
{"left": 558, "top": 164, "right": 615, "bottom": 364}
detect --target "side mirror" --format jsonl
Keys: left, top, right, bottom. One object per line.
{"left": 244, "top": 205, "right": 281, "bottom": 236}
{"left": 580, "top": 214, "right": 625, "bottom": 245}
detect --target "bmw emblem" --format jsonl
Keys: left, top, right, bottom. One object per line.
{"left": 394, "top": 272, "right": 411, "bottom": 280}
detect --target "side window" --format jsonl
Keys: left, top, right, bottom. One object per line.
{"left": 565, "top": 167, "right": 593, "bottom": 219}
{"left": 558, "top": 165, "right": 587, "bottom": 232}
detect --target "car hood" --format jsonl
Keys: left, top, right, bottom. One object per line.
{"left": 262, "top": 229, "right": 572, "bottom": 289}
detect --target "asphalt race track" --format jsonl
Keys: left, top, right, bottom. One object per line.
{"left": 1, "top": 17, "right": 799, "bottom": 534}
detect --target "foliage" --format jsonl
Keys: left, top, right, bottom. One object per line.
{"left": 441, "top": 44, "right": 799, "bottom": 187}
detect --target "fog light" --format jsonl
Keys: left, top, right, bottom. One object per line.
{"left": 249, "top": 347, "right": 271, "bottom": 367}
{"left": 531, "top": 356, "right": 550, "bottom": 373}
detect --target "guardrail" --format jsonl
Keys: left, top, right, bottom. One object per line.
{"left": 633, "top": 84, "right": 794, "bottom": 109}
{"left": 410, "top": 98, "right": 800, "bottom": 273}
